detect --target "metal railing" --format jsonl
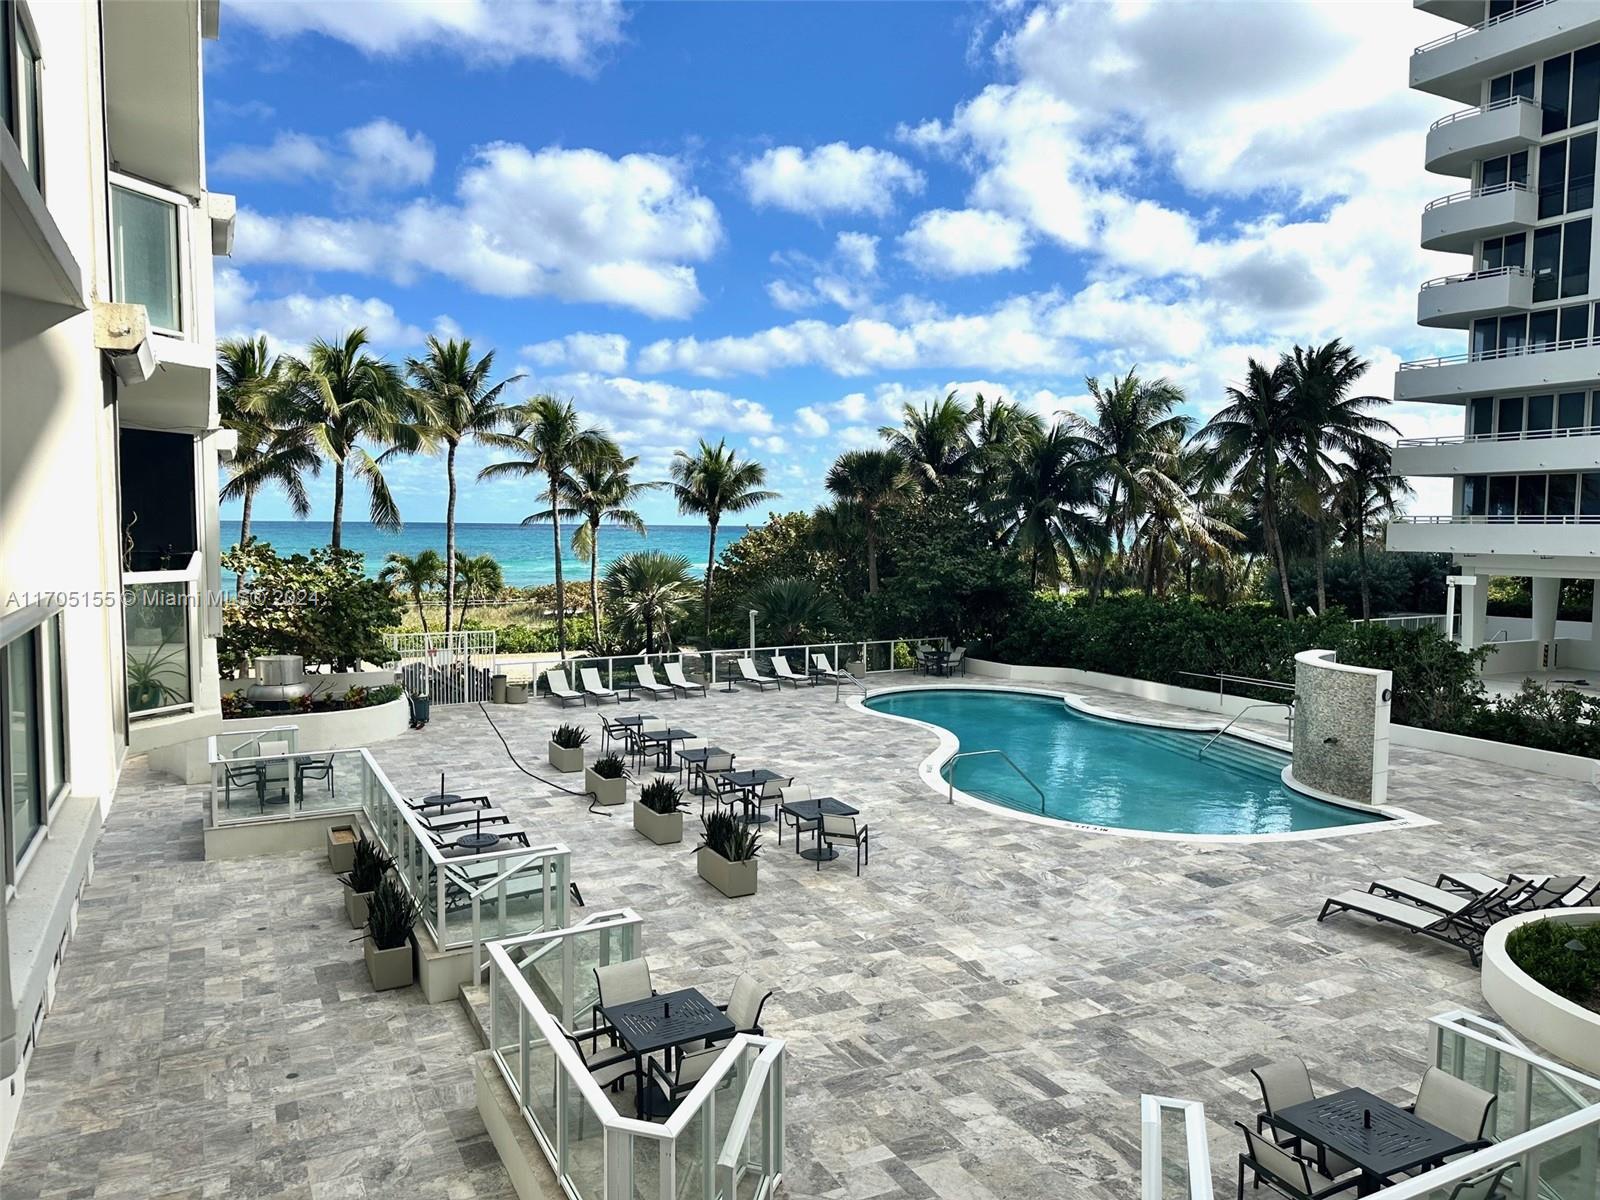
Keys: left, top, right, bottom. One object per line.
{"left": 1392, "top": 513, "right": 1600, "bottom": 525}
{"left": 699, "top": 637, "right": 941, "bottom": 688}
{"left": 1419, "top": 265, "right": 1528, "bottom": 290}
{"left": 945, "top": 749, "right": 1047, "bottom": 812}
{"left": 1414, "top": 0, "right": 1560, "bottom": 55}
{"left": 1428, "top": 94, "right": 1543, "bottom": 131}
{"left": 1398, "top": 333, "right": 1598, "bottom": 371}
{"left": 1397, "top": 424, "right": 1600, "bottom": 446}
{"left": 1176, "top": 670, "right": 1295, "bottom": 701}
{"left": 1354, "top": 614, "right": 1449, "bottom": 632}
{"left": 1421, "top": 178, "right": 1530, "bottom": 213}
{"left": 1199, "top": 702, "right": 1294, "bottom": 760}
{"left": 1140, "top": 1095, "right": 1214, "bottom": 1200}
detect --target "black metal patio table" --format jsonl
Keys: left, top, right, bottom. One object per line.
{"left": 1274, "top": 1088, "right": 1478, "bottom": 1195}
{"left": 779, "top": 796, "right": 858, "bottom": 861}
{"left": 636, "top": 727, "right": 694, "bottom": 770}
{"left": 676, "top": 745, "right": 734, "bottom": 787}
{"left": 600, "top": 987, "right": 735, "bottom": 1118}
{"left": 719, "top": 768, "right": 791, "bottom": 824}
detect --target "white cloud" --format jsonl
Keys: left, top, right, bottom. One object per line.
{"left": 213, "top": 131, "right": 330, "bottom": 180}
{"left": 792, "top": 405, "right": 830, "bottom": 437}
{"left": 522, "top": 333, "right": 631, "bottom": 373}
{"left": 834, "top": 232, "right": 879, "bottom": 275}
{"left": 227, "top": 0, "right": 626, "bottom": 73}
{"left": 741, "top": 143, "right": 924, "bottom": 217}
{"left": 213, "top": 119, "right": 434, "bottom": 195}
{"left": 213, "top": 267, "right": 428, "bottom": 356}
{"left": 763, "top": 231, "right": 882, "bottom": 315}
{"left": 899, "top": 208, "right": 1031, "bottom": 276}
{"left": 234, "top": 144, "right": 722, "bottom": 319}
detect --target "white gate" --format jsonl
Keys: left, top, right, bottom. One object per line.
{"left": 385, "top": 630, "right": 498, "bottom": 705}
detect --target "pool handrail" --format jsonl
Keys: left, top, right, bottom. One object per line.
{"left": 946, "top": 748, "right": 1046, "bottom": 813}
{"left": 1198, "top": 701, "right": 1295, "bottom": 759}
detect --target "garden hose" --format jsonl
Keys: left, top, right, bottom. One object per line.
{"left": 476, "top": 703, "right": 612, "bottom": 817}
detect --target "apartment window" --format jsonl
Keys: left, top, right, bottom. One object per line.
{"left": 1470, "top": 397, "right": 1495, "bottom": 436}
{"left": 1, "top": 611, "right": 65, "bottom": 885}
{"left": 1483, "top": 150, "right": 1528, "bottom": 191}
{"left": 1498, "top": 395, "right": 1524, "bottom": 434}
{"left": 1562, "top": 218, "right": 1592, "bottom": 297}
{"left": 1517, "top": 475, "right": 1548, "bottom": 516}
{"left": 1489, "top": 66, "right": 1535, "bottom": 105}
{"left": 1536, "top": 133, "right": 1597, "bottom": 218}
{"left": 1575, "top": 46, "right": 1600, "bottom": 126}
{"left": 3, "top": 1, "right": 43, "bottom": 192}
{"left": 1545, "top": 53, "right": 1573, "bottom": 134}
{"left": 1528, "top": 394, "right": 1555, "bottom": 437}
{"left": 1559, "top": 303, "right": 1589, "bottom": 342}
{"left": 1488, "top": 475, "right": 1517, "bottom": 516}
{"left": 1539, "top": 142, "right": 1566, "bottom": 217}
{"left": 1569, "top": 133, "right": 1596, "bottom": 211}
{"left": 1549, "top": 473, "right": 1578, "bottom": 516}
{"left": 110, "top": 180, "right": 184, "bottom": 335}
{"left": 1542, "top": 46, "right": 1600, "bottom": 133}
{"left": 1583, "top": 472, "right": 1600, "bottom": 515}
{"left": 1557, "top": 391, "right": 1589, "bottom": 429}
{"left": 1532, "top": 225, "right": 1562, "bottom": 300}
{"left": 1529, "top": 309, "right": 1557, "bottom": 349}
{"left": 1482, "top": 233, "right": 1526, "bottom": 270}
{"left": 1463, "top": 475, "right": 1488, "bottom": 516}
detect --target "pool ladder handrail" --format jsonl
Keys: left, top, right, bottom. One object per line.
{"left": 946, "top": 749, "right": 1047, "bottom": 813}
{"left": 1198, "top": 701, "right": 1294, "bottom": 760}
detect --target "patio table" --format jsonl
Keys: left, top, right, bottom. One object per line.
{"left": 636, "top": 727, "right": 694, "bottom": 770}
{"left": 676, "top": 745, "right": 734, "bottom": 787}
{"left": 779, "top": 796, "right": 858, "bottom": 861}
{"left": 718, "top": 768, "right": 791, "bottom": 825}
{"left": 601, "top": 987, "right": 735, "bottom": 1118}
{"left": 1274, "top": 1088, "right": 1478, "bottom": 1195}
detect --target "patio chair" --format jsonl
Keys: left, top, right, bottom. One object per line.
{"left": 1440, "top": 1164, "right": 1517, "bottom": 1200}
{"left": 294, "top": 753, "right": 336, "bottom": 803}
{"left": 593, "top": 959, "right": 654, "bottom": 1041}
{"left": 675, "top": 737, "right": 707, "bottom": 786}
{"left": 736, "top": 657, "right": 780, "bottom": 691}
{"left": 580, "top": 667, "right": 620, "bottom": 705}
{"left": 718, "top": 973, "right": 772, "bottom": 1038}
{"left": 663, "top": 660, "right": 708, "bottom": 699}
{"left": 1250, "top": 1060, "right": 1358, "bottom": 1178}
{"left": 1316, "top": 887, "right": 1499, "bottom": 963}
{"left": 1367, "top": 877, "right": 1534, "bottom": 917}
{"left": 809, "top": 652, "right": 847, "bottom": 681}
{"left": 634, "top": 664, "right": 676, "bottom": 700}
{"left": 777, "top": 783, "right": 818, "bottom": 850}
{"left": 694, "top": 752, "right": 735, "bottom": 813}
{"left": 417, "top": 806, "right": 512, "bottom": 834}
{"left": 633, "top": 718, "right": 669, "bottom": 771}
{"left": 598, "top": 712, "right": 629, "bottom": 756}
{"left": 769, "top": 655, "right": 809, "bottom": 688}
{"left": 220, "top": 759, "right": 267, "bottom": 812}
{"left": 1407, "top": 1067, "right": 1496, "bottom": 1152}
{"left": 560, "top": 1027, "right": 635, "bottom": 1113}
{"left": 544, "top": 667, "right": 584, "bottom": 707}
{"left": 947, "top": 647, "right": 966, "bottom": 676}
{"left": 646, "top": 1044, "right": 730, "bottom": 1114}
{"left": 1235, "top": 1124, "right": 1359, "bottom": 1200}
{"left": 819, "top": 813, "right": 869, "bottom": 875}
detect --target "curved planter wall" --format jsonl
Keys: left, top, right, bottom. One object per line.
{"left": 1481, "top": 908, "right": 1600, "bottom": 1075}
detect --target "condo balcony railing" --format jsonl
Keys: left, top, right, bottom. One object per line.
{"left": 1396, "top": 423, "right": 1600, "bottom": 446}
{"left": 1392, "top": 512, "right": 1600, "bottom": 524}
{"left": 1421, "top": 178, "right": 1530, "bottom": 212}
{"left": 1413, "top": 0, "right": 1561, "bottom": 55}
{"left": 1427, "top": 93, "right": 1544, "bottom": 131}
{"left": 1396, "top": 332, "right": 1599, "bottom": 370}
{"left": 1418, "top": 265, "right": 1528, "bottom": 290}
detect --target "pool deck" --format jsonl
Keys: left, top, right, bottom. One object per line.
{"left": 4, "top": 671, "right": 1596, "bottom": 1199}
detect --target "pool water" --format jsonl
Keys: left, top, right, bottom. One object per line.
{"left": 865, "top": 689, "right": 1388, "bottom": 836}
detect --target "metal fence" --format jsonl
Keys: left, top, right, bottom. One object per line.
{"left": 385, "top": 629, "right": 499, "bottom": 705}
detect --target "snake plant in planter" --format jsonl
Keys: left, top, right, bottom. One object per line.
{"left": 363, "top": 875, "right": 419, "bottom": 991}
{"left": 634, "top": 777, "right": 686, "bottom": 844}
{"left": 585, "top": 752, "right": 628, "bottom": 806}
{"left": 336, "top": 836, "right": 393, "bottom": 929}
{"left": 696, "top": 811, "right": 761, "bottom": 898}
{"left": 548, "top": 722, "right": 589, "bottom": 773}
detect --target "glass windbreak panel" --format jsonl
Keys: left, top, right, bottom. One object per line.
{"left": 1499, "top": 396, "right": 1525, "bottom": 434}
{"left": 1584, "top": 472, "right": 1600, "bottom": 516}
{"left": 110, "top": 185, "right": 181, "bottom": 333}
{"left": 1558, "top": 391, "right": 1588, "bottom": 428}
{"left": 1559, "top": 304, "right": 1589, "bottom": 342}
{"left": 1517, "top": 475, "right": 1548, "bottom": 516}
{"left": 524, "top": 1027, "right": 558, "bottom": 1144}
{"left": 1568, "top": 132, "right": 1596, "bottom": 212}
{"left": 6, "top": 634, "right": 43, "bottom": 871}
{"left": 1574, "top": 44, "right": 1600, "bottom": 126}
{"left": 1528, "top": 393, "right": 1554, "bottom": 434}
{"left": 492, "top": 978, "right": 523, "bottom": 1100}
{"left": 1546, "top": 53, "right": 1572, "bottom": 134}
{"left": 1463, "top": 475, "right": 1489, "bottom": 517}
{"left": 1549, "top": 473, "right": 1577, "bottom": 516}
{"left": 1533, "top": 226, "right": 1562, "bottom": 300}
{"left": 1562, "top": 217, "right": 1592, "bottom": 297}
{"left": 1471, "top": 398, "right": 1495, "bottom": 436}
{"left": 1489, "top": 475, "right": 1518, "bottom": 516}
{"left": 1530, "top": 310, "right": 1558, "bottom": 348}
{"left": 562, "top": 1079, "right": 606, "bottom": 1200}
{"left": 124, "top": 581, "right": 192, "bottom": 714}
{"left": 1540, "top": 141, "right": 1567, "bottom": 217}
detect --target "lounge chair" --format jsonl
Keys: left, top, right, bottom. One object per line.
{"left": 633, "top": 663, "right": 676, "bottom": 700}
{"left": 809, "top": 652, "right": 847, "bottom": 681}
{"left": 736, "top": 657, "right": 780, "bottom": 691}
{"left": 1317, "top": 887, "right": 1501, "bottom": 963}
{"left": 1235, "top": 1123, "right": 1359, "bottom": 1200}
{"left": 544, "top": 667, "right": 584, "bottom": 707}
{"left": 580, "top": 667, "right": 620, "bottom": 705}
{"left": 1368, "top": 877, "right": 1533, "bottom": 917}
{"left": 1436, "top": 870, "right": 1542, "bottom": 897}
{"left": 663, "top": 660, "right": 708, "bottom": 698}
{"left": 770, "top": 655, "right": 809, "bottom": 688}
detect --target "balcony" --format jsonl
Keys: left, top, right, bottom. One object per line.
{"left": 1412, "top": 0, "right": 1600, "bottom": 104}
{"left": 1413, "top": 0, "right": 1490, "bottom": 24}
{"left": 102, "top": 0, "right": 218, "bottom": 197}
{"left": 1393, "top": 426, "right": 1600, "bottom": 474}
{"left": 1420, "top": 181, "right": 1537, "bottom": 253}
{"left": 1424, "top": 96, "right": 1544, "bottom": 177}
{"left": 1387, "top": 512, "right": 1600, "bottom": 558}
{"left": 1393, "top": 336, "right": 1600, "bottom": 402}
{"left": 1416, "top": 267, "right": 1533, "bottom": 328}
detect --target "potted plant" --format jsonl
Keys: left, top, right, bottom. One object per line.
{"left": 326, "top": 823, "right": 359, "bottom": 873}
{"left": 362, "top": 875, "right": 418, "bottom": 991}
{"left": 337, "top": 835, "right": 393, "bottom": 929}
{"left": 695, "top": 811, "right": 760, "bottom": 898}
{"left": 634, "top": 777, "right": 686, "bottom": 844}
{"left": 126, "top": 647, "right": 185, "bottom": 712}
{"left": 585, "top": 752, "right": 628, "bottom": 806}
{"left": 548, "top": 722, "right": 588, "bottom": 773}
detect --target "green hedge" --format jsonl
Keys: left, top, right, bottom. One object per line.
{"left": 1506, "top": 918, "right": 1600, "bottom": 1006}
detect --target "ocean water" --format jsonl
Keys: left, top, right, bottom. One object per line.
{"left": 227, "top": 521, "right": 747, "bottom": 587}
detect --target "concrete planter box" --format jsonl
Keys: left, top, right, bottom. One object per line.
{"left": 364, "top": 939, "right": 414, "bottom": 991}
{"left": 848, "top": 660, "right": 866, "bottom": 679}
{"left": 505, "top": 683, "right": 528, "bottom": 705}
{"left": 326, "top": 824, "right": 358, "bottom": 873}
{"left": 547, "top": 742, "right": 584, "bottom": 774}
{"left": 697, "top": 847, "right": 757, "bottom": 898}
{"left": 633, "top": 801, "right": 683, "bottom": 845}
{"left": 1482, "top": 909, "right": 1600, "bottom": 1075}
{"left": 585, "top": 767, "right": 627, "bottom": 806}
{"left": 344, "top": 888, "right": 373, "bottom": 929}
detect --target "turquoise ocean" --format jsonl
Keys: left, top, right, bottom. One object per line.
{"left": 227, "top": 521, "right": 749, "bottom": 588}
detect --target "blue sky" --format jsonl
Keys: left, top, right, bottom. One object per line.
{"left": 211, "top": 0, "right": 1468, "bottom": 527}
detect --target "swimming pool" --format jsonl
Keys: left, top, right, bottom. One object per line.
{"left": 864, "top": 688, "right": 1389, "bottom": 837}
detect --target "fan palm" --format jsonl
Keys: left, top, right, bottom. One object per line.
{"left": 824, "top": 448, "right": 913, "bottom": 595}
{"left": 745, "top": 577, "right": 842, "bottom": 643}
{"left": 479, "top": 396, "right": 608, "bottom": 658}
{"left": 281, "top": 328, "right": 429, "bottom": 549}
{"left": 983, "top": 423, "right": 1107, "bottom": 589}
{"left": 602, "top": 551, "right": 696, "bottom": 655}
{"left": 1336, "top": 439, "right": 1412, "bottom": 619}
{"left": 879, "top": 390, "right": 973, "bottom": 490}
{"left": 379, "top": 549, "right": 444, "bottom": 635}
{"left": 407, "top": 337, "right": 519, "bottom": 632}
{"left": 670, "top": 439, "right": 777, "bottom": 637}
{"left": 452, "top": 552, "right": 504, "bottom": 632}
{"left": 217, "top": 336, "right": 320, "bottom": 550}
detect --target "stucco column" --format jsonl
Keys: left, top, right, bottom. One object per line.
{"left": 1531, "top": 576, "right": 1560, "bottom": 646}
{"left": 1459, "top": 575, "right": 1489, "bottom": 648}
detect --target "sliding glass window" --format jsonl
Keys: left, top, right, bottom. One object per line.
{"left": 1573, "top": 45, "right": 1600, "bottom": 127}
{"left": 1549, "top": 473, "right": 1578, "bottom": 517}
{"left": 1557, "top": 391, "right": 1589, "bottom": 430}
{"left": 1533, "top": 226, "right": 1562, "bottom": 301}
{"left": 1562, "top": 218, "right": 1592, "bottom": 298}
{"left": 1582, "top": 473, "right": 1600, "bottom": 516}
{"left": 1539, "top": 142, "right": 1567, "bottom": 218}
{"left": 1545, "top": 53, "right": 1573, "bottom": 134}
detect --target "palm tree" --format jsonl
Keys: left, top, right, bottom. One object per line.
{"left": 1192, "top": 358, "right": 1302, "bottom": 617}
{"left": 984, "top": 423, "right": 1106, "bottom": 588}
{"left": 452, "top": 552, "right": 504, "bottom": 632}
{"left": 217, "top": 336, "right": 320, "bottom": 550}
{"left": 379, "top": 549, "right": 443, "bottom": 635}
{"left": 544, "top": 441, "right": 660, "bottom": 646}
{"left": 478, "top": 396, "right": 608, "bottom": 658}
{"left": 407, "top": 337, "right": 519, "bottom": 633}
{"left": 1283, "top": 340, "right": 1398, "bottom": 614}
{"left": 283, "top": 328, "right": 428, "bottom": 549}
{"left": 879, "top": 390, "right": 973, "bottom": 490}
{"left": 1336, "top": 439, "right": 1412, "bottom": 619}
{"left": 824, "top": 449, "right": 912, "bottom": 595}
{"left": 745, "top": 577, "right": 842, "bottom": 643}
{"left": 967, "top": 392, "right": 1044, "bottom": 517}
{"left": 1130, "top": 435, "right": 1239, "bottom": 597}
{"left": 670, "top": 439, "right": 777, "bottom": 637}
{"left": 602, "top": 551, "right": 697, "bottom": 654}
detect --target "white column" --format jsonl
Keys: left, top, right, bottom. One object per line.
{"left": 1459, "top": 575, "right": 1489, "bottom": 648}
{"left": 1531, "top": 576, "right": 1561, "bottom": 647}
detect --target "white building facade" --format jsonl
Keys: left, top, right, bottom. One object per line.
{"left": 0, "top": 0, "right": 230, "bottom": 1156}
{"left": 1390, "top": 0, "right": 1600, "bottom": 673}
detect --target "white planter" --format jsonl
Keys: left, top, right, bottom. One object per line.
{"left": 344, "top": 888, "right": 373, "bottom": 929}
{"left": 697, "top": 847, "right": 757, "bottom": 898}
{"left": 364, "top": 940, "right": 414, "bottom": 991}
{"left": 327, "top": 824, "right": 358, "bottom": 873}
{"left": 1482, "top": 909, "right": 1600, "bottom": 1074}
{"left": 585, "top": 767, "right": 627, "bottom": 806}
{"left": 848, "top": 660, "right": 866, "bottom": 679}
{"left": 634, "top": 801, "right": 683, "bottom": 845}
{"left": 548, "top": 742, "right": 584, "bottom": 773}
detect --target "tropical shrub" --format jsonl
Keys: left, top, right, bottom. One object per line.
{"left": 699, "top": 811, "right": 760, "bottom": 862}
{"left": 338, "top": 836, "right": 393, "bottom": 894}
{"left": 1272, "top": 551, "right": 1451, "bottom": 617}
{"left": 221, "top": 682, "right": 403, "bottom": 720}
{"left": 590, "top": 752, "right": 627, "bottom": 780}
{"left": 365, "top": 875, "right": 419, "bottom": 951}
{"left": 638, "top": 777, "right": 686, "bottom": 814}
{"left": 1454, "top": 682, "right": 1600, "bottom": 758}
{"left": 1506, "top": 918, "right": 1600, "bottom": 1007}
{"left": 550, "top": 723, "right": 590, "bottom": 749}
{"left": 222, "top": 542, "right": 401, "bottom": 672}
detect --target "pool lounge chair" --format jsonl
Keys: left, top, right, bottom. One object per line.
{"left": 663, "top": 660, "right": 708, "bottom": 698}
{"left": 633, "top": 664, "right": 676, "bottom": 700}
{"left": 580, "top": 667, "right": 620, "bottom": 705}
{"left": 544, "top": 667, "right": 584, "bottom": 707}
{"left": 735, "top": 657, "right": 779, "bottom": 691}
{"left": 1317, "top": 887, "right": 1501, "bottom": 963}
{"left": 1367, "top": 877, "right": 1533, "bottom": 917}
{"left": 1435, "top": 870, "right": 1543, "bottom": 897}
{"left": 809, "top": 653, "right": 847, "bottom": 681}
{"left": 770, "top": 655, "right": 809, "bottom": 688}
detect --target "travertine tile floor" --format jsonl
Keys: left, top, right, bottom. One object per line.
{"left": 4, "top": 673, "right": 1594, "bottom": 1199}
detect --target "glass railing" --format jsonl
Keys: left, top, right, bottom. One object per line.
{"left": 124, "top": 560, "right": 198, "bottom": 718}
{"left": 486, "top": 912, "right": 786, "bottom": 1200}
{"left": 208, "top": 744, "right": 369, "bottom": 825}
